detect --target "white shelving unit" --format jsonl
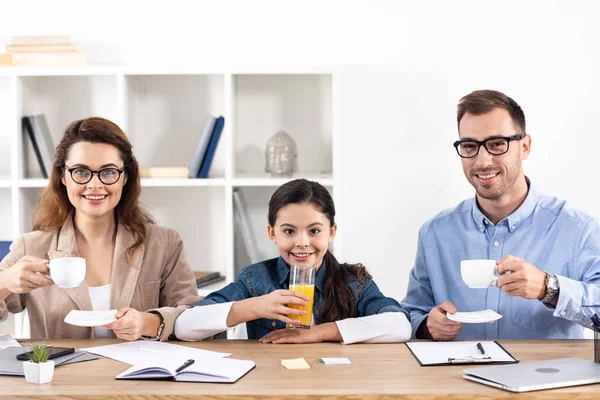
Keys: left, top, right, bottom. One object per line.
{"left": 0, "top": 66, "right": 339, "bottom": 338}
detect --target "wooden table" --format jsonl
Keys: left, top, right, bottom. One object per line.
{"left": 3, "top": 339, "right": 598, "bottom": 399}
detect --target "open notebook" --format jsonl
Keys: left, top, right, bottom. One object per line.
{"left": 116, "top": 356, "right": 255, "bottom": 383}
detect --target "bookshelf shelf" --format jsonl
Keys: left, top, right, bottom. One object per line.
{"left": 140, "top": 178, "right": 227, "bottom": 188}
{"left": 0, "top": 66, "right": 338, "bottom": 339}
{"left": 17, "top": 179, "right": 48, "bottom": 188}
{"left": 232, "top": 173, "right": 333, "bottom": 187}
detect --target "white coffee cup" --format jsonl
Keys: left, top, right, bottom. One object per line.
{"left": 460, "top": 259, "right": 497, "bottom": 288}
{"left": 48, "top": 257, "right": 86, "bottom": 288}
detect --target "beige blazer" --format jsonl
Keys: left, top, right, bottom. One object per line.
{"left": 0, "top": 216, "right": 200, "bottom": 340}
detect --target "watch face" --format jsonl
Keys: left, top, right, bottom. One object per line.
{"left": 548, "top": 276, "right": 559, "bottom": 291}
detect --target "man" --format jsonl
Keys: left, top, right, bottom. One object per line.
{"left": 402, "top": 90, "right": 600, "bottom": 340}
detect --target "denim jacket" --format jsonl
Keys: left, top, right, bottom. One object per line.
{"left": 195, "top": 256, "right": 407, "bottom": 339}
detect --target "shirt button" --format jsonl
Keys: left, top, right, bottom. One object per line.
{"left": 272, "top": 321, "right": 277, "bottom": 327}
{"left": 490, "top": 320, "right": 495, "bottom": 325}
{"left": 560, "top": 310, "right": 566, "bottom": 317}
{"left": 493, "top": 241, "right": 500, "bottom": 247}
{"left": 511, "top": 225, "right": 516, "bottom": 230}
{"left": 484, "top": 220, "right": 488, "bottom": 225}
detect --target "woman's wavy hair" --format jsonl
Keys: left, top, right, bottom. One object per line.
{"left": 32, "top": 117, "right": 154, "bottom": 262}
{"left": 268, "top": 179, "right": 370, "bottom": 323}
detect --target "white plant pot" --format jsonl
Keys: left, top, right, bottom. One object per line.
{"left": 23, "top": 360, "right": 55, "bottom": 384}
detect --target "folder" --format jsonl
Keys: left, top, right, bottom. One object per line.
{"left": 406, "top": 341, "right": 518, "bottom": 366}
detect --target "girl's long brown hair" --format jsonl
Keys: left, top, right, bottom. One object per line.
{"left": 32, "top": 117, "right": 154, "bottom": 262}
{"left": 268, "top": 179, "right": 370, "bottom": 323}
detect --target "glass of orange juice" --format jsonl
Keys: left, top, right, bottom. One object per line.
{"left": 287, "top": 265, "right": 315, "bottom": 329}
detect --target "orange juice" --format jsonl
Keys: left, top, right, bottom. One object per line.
{"left": 288, "top": 283, "right": 315, "bottom": 328}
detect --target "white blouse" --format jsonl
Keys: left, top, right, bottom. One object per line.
{"left": 88, "top": 284, "right": 115, "bottom": 339}
{"left": 174, "top": 301, "right": 412, "bottom": 344}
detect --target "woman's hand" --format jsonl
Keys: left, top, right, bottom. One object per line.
{"left": 0, "top": 256, "right": 53, "bottom": 294}
{"left": 252, "top": 289, "right": 309, "bottom": 325}
{"left": 103, "top": 308, "right": 162, "bottom": 341}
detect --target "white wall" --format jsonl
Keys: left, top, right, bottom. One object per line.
{"left": 2, "top": 0, "right": 600, "bottom": 302}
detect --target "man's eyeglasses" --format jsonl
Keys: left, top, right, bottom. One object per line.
{"left": 453, "top": 133, "right": 526, "bottom": 159}
{"left": 64, "top": 166, "right": 124, "bottom": 185}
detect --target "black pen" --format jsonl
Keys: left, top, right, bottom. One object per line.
{"left": 591, "top": 314, "right": 600, "bottom": 331}
{"left": 476, "top": 342, "right": 485, "bottom": 355}
{"left": 175, "top": 359, "right": 195, "bottom": 373}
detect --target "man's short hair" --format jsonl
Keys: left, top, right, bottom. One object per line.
{"left": 457, "top": 90, "right": 526, "bottom": 133}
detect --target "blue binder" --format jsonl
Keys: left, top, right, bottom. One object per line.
{"left": 198, "top": 116, "right": 225, "bottom": 178}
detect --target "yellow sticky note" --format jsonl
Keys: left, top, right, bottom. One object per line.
{"left": 281, "top": 357, "right": 311, "bottom": 370}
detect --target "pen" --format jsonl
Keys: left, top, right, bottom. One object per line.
{"left": 476, "top": 342, "right": 485, "bottom": 355}
{"left": 175, "top": 359, "right": 195, "bottom": 373}
{"left": 133, "top": 346, "right": 164, "bottom": 354}
{"left": 591, "top": 314, "right": 600, "bottom": 331}
{"left": 448, "top": 356, "right": 491, "bottom": 364}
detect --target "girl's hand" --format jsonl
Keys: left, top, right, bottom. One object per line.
{"left": 0, "top": 256, "right": 53, "bottom": 294}
{"left": 259, "top": 326, "right": 323, "bottom": 344}
{"left": 103, "top": 308, "right": 161, "bottom": 341}
{"left": 253, "top": 289, "right": 309, "bottom": 325}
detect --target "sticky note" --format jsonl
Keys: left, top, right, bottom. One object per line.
{"left": 281, "top": 357, "right": 311, "bottom": 370}
{"left": 316, "top": 357, "right": 351, "bottom": 365}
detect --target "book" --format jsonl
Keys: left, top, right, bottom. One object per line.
{"left": 0, "top": 52, "right": 85, "bottom": 67}
{"left": 189, "top": 116, "right": 216, "bottom": 178}
{"left": 6, "top": 44, "right": 78, "bottom": 53}
{"left": 198, "top": 116, "right": 225, "bottom": 178}
{"left": 116, "top": 356, "right": 255, "bottom": 383}
{"left": 194, "top": 271, "right": 225, "bottom": 289}
{"left": 0, "top": 241, "right": 10, "bottom": 261}
{"left": 1, "top": 35, "right": 71, "bottom": 45}
{"left": 22, "top": 115, "right": 55, "bottom": 178}
{"left": 232, "top": 188, "right": 261, "bottom": 263}
{"left": 139, "top": 166, "right": 189, "bottom": 178}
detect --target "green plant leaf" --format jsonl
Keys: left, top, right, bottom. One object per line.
{"left": 27, "top": 344, "right": 50, "bottom": 363}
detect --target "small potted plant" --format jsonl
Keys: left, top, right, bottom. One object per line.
{"left": 23, "top": 344, "right": 54, "bottom": 384}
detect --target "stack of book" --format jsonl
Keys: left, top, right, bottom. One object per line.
{"left": 194, "top": 271, "right": 225, "bottom": 289}
{"left": 0, "top": 35, "right": 85, "bottom": 67}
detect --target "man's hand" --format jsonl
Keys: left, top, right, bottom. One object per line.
{"left": 496, "top": 255, "right": 546, "bottom": 300}
{"left": 426, "top": 301, "right": 463, "bottom": 341}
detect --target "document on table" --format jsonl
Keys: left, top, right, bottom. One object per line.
{"left": 81, "top": 341, "right": 231, "bottom": 365}
{"left": 0, "top": 335, "right": 20, "bottom": 350}
{"left": 406, "top": 341, "right": 518, "bottom": 366}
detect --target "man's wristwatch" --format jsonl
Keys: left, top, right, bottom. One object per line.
{"left": 540, "top": 272, "right": 559, "bottom": 304}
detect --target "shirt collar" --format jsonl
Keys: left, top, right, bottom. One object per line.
{"left": 471, "top": 176, "right": 539, "bottom": 233}
{"left": 277, "top": 256, "right": 327, "bottom": 292}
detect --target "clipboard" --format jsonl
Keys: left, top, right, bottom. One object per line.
{"left": 406, "top": 341, "right": 519, "bottom": 366}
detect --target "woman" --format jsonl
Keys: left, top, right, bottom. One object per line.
{"left": 0, "top": 117, "right": 199, "bottom": 340}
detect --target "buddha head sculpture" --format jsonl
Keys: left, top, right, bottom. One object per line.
{"left": 265, "top": 130, "right": 298, "bottom": 176}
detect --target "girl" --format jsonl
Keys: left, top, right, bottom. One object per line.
{"left": 175, "top": 179, "right": 411, "bottom": 344}
{"left": 0, "top": 117, "right": 200, "bottom": 340}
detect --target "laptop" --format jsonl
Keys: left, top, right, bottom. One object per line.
{"left": 463, "top": 357, "right": 600, "bottom": 393}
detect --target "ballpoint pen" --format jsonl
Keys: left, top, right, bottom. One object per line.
{"left": 133, "top": 346, "right": 164, "bottom": 354}
{"left": 476, "top": 342, "right": 485, "bottom": 355}
{"left": 591, "top": 314, "right": 600, "bottom": 331}
{"left": 175, "top": 359, "right": 195, "bottom": 373}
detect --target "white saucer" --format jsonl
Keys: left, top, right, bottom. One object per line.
{"left": 64, "top": 310, "right": 118, "bottom": 327}
{"left": 446, "top": 309, "right": 503, "bottom": 324}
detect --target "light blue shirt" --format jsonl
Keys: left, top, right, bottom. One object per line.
{"left": 402, "top": 181, "right": 600, "bottom": 339}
